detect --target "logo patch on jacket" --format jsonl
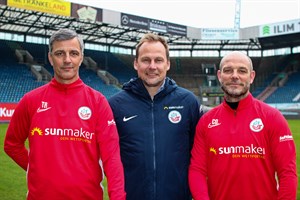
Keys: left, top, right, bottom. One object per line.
{"left": 208, "top": 119, "right": 221, "bottom": 128}
{"left": 168, "top": 110, "right": 181, "bottom": 124}
{"left": 37, "top": 101, "right": 51, "bottom": 113}
{"left": 78, "top": 106, "right": 92, "bottom": 120}
{"left": 249, "top": 118, "right": 264, "bottom": 132}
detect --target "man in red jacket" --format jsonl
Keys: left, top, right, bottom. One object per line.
{"left": 189, "top": 51, "right": 297, "bottom": 200}
{"left": 4, "top": 28, "right": 126, "bottom": 200}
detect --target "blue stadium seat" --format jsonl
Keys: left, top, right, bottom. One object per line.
{"left": 265, "top": 72, "right": 300, "bottom": 103}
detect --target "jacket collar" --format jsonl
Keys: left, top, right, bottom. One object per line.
{"left": 223, "top": 93, "right": 254, "bottom": 111}
{"left": 50, "top": 78, "right": 84, "bottom": 91}
{"left": 122, "top": 77, "right": 177, "bottom": 99}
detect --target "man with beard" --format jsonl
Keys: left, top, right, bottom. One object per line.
{"left": 188, "top": 51, "right": 297, "bottom": 200}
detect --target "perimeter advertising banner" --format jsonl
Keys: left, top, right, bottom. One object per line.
{"left": 7, "top": 0, "right": 71, "bottom": 16}
{"left": 5, "top": 0, "right": 103, "bottom": 22}
{"left": 201, "top": 28, "right": 239, "bottom": 40}
{"left": 121, "top": 13, "right": 187, "bottom": 37}
{"left": 259, "top": 19, "right": 300, "bottom": 37}
{"left": 0, "top": 103, "right": 17, "bottom": 122}
{"left": 71, "top": 3, "right": 102, "bottom": 22}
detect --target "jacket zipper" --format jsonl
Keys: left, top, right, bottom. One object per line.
{"left": 151, "top": 101, "right": 156, "bottom": 199}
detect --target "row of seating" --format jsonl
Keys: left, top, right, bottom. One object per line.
{"left": 15, "top": 42, "right": 136, "bottom": 84}
{"left": 251, "top": 73, "right": 278, "bottom": 97}
{"left": 0, "top": 62, "right": 121, "bottom": 102}
{"left": 0, "top": 63, "right": 45, "bottom": 102}
{"left": 0, "top": 40, "right": 122, "bottom": 102}
{"left": 0, "top": 39, "right": 299, "bottom": 104}
{"left": 265, "top": 71, "right": 300, "bottom": 103}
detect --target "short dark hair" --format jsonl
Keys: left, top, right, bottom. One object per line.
{"left": 48, "top": 28, "right": 84, "bottom": 54}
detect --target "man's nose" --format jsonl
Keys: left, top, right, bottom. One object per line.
{"left": 231, "top": 70, "right": 239, "bottom": 79}
{"left": 148, "top": 60, "right": 157, "bottom": 69}
{"left": 63, "top": 53, "right": 72, "bottom": 62}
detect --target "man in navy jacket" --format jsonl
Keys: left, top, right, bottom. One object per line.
{"left": 109, "top": 33, "right": 203, "bottom": 200}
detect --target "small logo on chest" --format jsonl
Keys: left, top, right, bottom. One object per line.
{"left": 78, "top": 106, "right": 92, "bottom": 120}
{"left": 168, "top": 110, "right": 182, "bottom": 124}
{"left": 249, "top": 118, "right": 264, "bottom": 132}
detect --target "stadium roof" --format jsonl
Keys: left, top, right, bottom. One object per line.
{"left": 0, "top": 4, "right": 298, "bottom": 53}
{"left": 258, "top": 32, "right": 300, "bottom": 50}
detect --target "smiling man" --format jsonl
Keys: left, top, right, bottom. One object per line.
{"left": 189, "top": 51, "right": 297, "bottom": 200}
{"left": 4, "top": 28, "right": 126, "bottom": 200}
{"left": 109, "top": 33, "right": 203, "bottom": 200}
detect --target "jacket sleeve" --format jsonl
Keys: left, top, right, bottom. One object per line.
{"left": 189, "top": 99, "right": 203, "bottom": 151}
{"left": 96, "top": 98, "right": 126, "bottom": 200}
{"left": 189, "top": 118, "right": 210, "bottom": 200}
{"left": 268, "top": 111, "right": 297, "bottom": 199}
{"left": 4, "top": 97, "right": 30, "bottom": 171}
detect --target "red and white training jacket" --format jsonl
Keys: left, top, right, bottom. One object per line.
{"left": 189, "top": 93, "right": 297, "bottom": 200}
{"left": 4, "top": 78, "right": 126, "bottom": 200}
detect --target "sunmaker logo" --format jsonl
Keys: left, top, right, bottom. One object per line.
{"left": 30, "top": 127, "right": 94, "bottom": 143}
{"left": 163, "top": 105, "right": 184, "bottom": 110}
{"left": 210, "top": 144, "right": 266, "bottom": 159}
{"left": 31, "top": 127, "right": 43, "bottom": 136}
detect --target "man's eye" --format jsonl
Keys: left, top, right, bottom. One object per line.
{"left": 223, "top": 69, "right": 232, "bottom": 73}
{"left": 54, "top": 52, "right": 63, "bottom": 57}
{"left": 141, "top": 59, "right": 150, "bottom": 64}
{"left": 70, "top": 53, "right": 79, "bottom": 57}
{"left": 70, "top": 52, "right": 79, "bottom": 57}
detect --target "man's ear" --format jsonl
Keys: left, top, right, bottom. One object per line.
{"left": 48, "top": 52, "right": 53, "bottom": 66}
{"left": 250, "top": 70, "right": 256, "bottom": 84}
{"left": 133, "top": 59, "right": 138, "bottom": 70}
{"left": 217, "top": 70, "right": 222, "bottom": 83}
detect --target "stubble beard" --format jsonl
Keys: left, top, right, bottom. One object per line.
{"left": 221, "top": 83, "right": 249, "bottom": 101}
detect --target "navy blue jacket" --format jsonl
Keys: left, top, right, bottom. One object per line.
{"left": 109, "top": 77, "right": 202, "bottom": 200}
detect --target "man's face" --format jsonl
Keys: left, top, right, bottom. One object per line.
{"left": 217, "top": 54, "right": 255, "bottom": 101}
{"left": 134, "top": 41, "right": 170, "bottom": 90}
{"left": 48, "top": 37, "right": 83, "bottom": 84}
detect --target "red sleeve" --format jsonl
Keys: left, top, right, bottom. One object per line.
{"left": 189, "top": 118, "right": 210, "bottom": 200}
{"left": 96, "top": 98, "right": 126, "bottom": 200}
{"left": 269, "top": 111, "right": 297, "bottom": 199}
{"left": 4, "top": 96, "right": 30, "bottom": 171}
